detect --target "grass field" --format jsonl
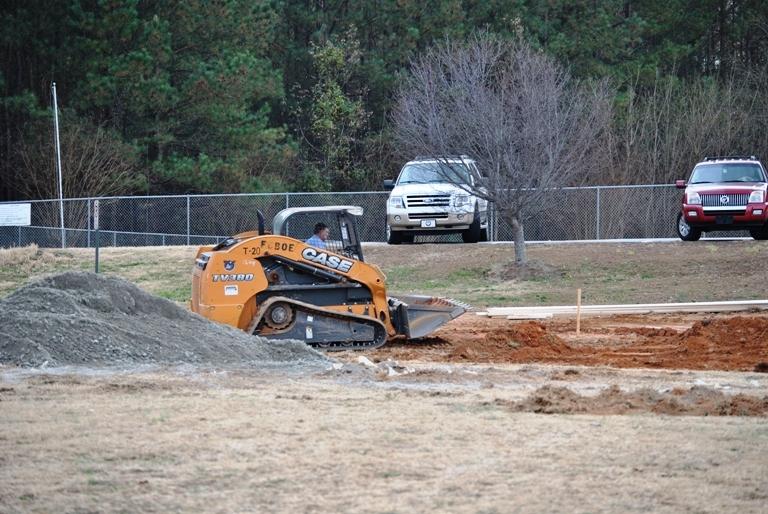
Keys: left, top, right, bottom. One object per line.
{"left": 2, "top": 368, "right": 767, "bottom": 514}
{"left": 2, "top": 240, "right": 768, "bottom": 513}
{"left": 1, "top": 240, "right": 765, "bottom": 307}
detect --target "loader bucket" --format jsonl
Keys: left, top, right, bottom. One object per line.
{"left": 389, "top": 295, "right": 467, "bottom": 340}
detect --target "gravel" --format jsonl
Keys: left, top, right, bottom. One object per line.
{"left": 0, "top": 271, "right": 328, "bottom": 368}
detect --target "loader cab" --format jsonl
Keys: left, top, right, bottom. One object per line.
{"left": 272, "top": 206, "right": 366, "bottom": 261}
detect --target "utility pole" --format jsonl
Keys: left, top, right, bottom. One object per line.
{"left": 52, "top": 82, "right": 66, "bottom": 248}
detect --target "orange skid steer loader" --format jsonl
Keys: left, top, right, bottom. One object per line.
{"left": 191, "top": 206, "right": 466, "bottom": 350}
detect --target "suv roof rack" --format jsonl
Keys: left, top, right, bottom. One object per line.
{"left": 703, "top": 155, "right": 758, "bottom": 162}
{"left": 413, "top": 154, "right": 472, "bottom": 161}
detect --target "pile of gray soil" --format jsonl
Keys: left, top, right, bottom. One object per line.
{"left": 0, "top": 272, "right": 328, "bottom": 368}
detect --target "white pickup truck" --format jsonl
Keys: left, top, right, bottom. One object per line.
{"left": 383, "top": 156, "right": 489, "bottom": 244}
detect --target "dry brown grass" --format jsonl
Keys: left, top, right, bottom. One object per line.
{"left": 0, "top": 244, "right": 39, "bottom": 267}
{"left": 1, "top": 368, "right": 767, "bottom": 513}
{"left": 0, "top": 246, "right": 196, "bottom": 301}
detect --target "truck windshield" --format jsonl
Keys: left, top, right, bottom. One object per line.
{"left": 690, "top": 163, "right": 766, "bottom": 184}
{"left": 397, "top": 162, "right": 471, "bottom": 185}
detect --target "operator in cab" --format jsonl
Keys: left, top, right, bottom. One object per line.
{"left": 305, "top": 222, "right": 329, "bottom": 249}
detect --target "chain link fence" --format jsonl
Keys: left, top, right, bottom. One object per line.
{"left": 0, "top": 185, "right": 748, "bottom": 248}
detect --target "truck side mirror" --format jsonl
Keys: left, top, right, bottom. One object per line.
{"left": 675, "top": 179, "right": 686, "bottom": 189}
{"left": 383, "top": 179, "right": 395, "bottom": 190}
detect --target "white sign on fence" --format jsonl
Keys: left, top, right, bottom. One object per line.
{"left": 0, "top": 203, "right": 31, "bottom": 226}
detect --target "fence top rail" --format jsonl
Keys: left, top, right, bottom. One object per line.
{"left": 0, "top": 183, "right": 680, "bottom": 205}
{"left": 25, "top": 225, "right": 224, "bottom": 239}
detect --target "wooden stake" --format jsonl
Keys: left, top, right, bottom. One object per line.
{"left": 576, "top": 288, "right": 582, "bottom": 335}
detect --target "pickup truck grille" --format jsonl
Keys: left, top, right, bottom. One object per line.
{"left": 406, "top": 195, "right": 451, "bottom": 207}
{"left": 701, "top": 193, "right": 749, "bottom": 207}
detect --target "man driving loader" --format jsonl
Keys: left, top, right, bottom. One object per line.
{"left": 305, "top": 222, "right": 329, "bottom": 249}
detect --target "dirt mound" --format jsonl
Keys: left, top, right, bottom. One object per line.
{"left": 447, "top": 320, "right": 571, "bottom": 362}
{"left": 500, "top": 385, "right": 768, "bottom": 416}
{"left": 677, "top": 316, "right": 768, "bottom": 345}
{"left": 0, "top": 272, "right": 327, "bottom": 368}
{"left": 490, "top": 259, "right": 563, "bottom": 282}
{"left": 375, "top": 318, "right": 573, "bottom": 364}
{"left": 373, "top": 314, "right": 768, "bottom": 371}
{"left": 615, "top": 316, "right": 768, "bottom": 371}
{"left": 650, "top": 316, "right": 768, "bottom": 371}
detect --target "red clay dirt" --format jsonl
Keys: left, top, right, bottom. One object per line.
{"left": 374, "top": 312, "right": 768, "bottom": 372}
{"left": 494, "top": 385, "right": 768, "bottom": 416}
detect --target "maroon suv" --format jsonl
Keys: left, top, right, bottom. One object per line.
{"left": 676, "top": 156, "right": 768, "bottom": 241}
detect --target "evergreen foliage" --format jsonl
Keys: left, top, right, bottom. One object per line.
{"left": 2, "top": 0, "right": 767, "bottom": 199}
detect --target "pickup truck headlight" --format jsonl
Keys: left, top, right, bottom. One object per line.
{"left": 388, "top": 196, "right": 404, "bottom": 208}
{"left": 453, "top": 194, "right": 471, "bottom": 208}
{"left": 686, "top": 192, "right": 701, "bottom": 205}
{"left": 748, "top": 190, "right": 765, "bottom": 203}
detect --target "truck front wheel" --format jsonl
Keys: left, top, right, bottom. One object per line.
{"left": 386, "top": 223, "right": 402, "bottom": 245}
{"left": 749, "top": 225, "right": 768, "bottom": 240}
{"left": 462, "top": 208, "right": 482, "bottom": 243}
{"left": 677, "top": 213, "right": 701, "bottom": 241}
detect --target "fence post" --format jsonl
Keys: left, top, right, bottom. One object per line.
{"left": 186, "top": 195, "right": 190, "bottom": 246}
{"left": 492, "top": 203, "right": 498, "bottom": 242}
{"left": 18, "top": 226, "right": 21, "bottom": 247}
{"left": 595, "top": 187, "right": 601, "bottom": 240}
{"left": 113, "top": 231, "right": 117, "bottom": 247}
{"left": 488, "top": 203, "right": 495, "bottom": 242}
{"left": 87, "top": 199, "right": 91, "bottom": 248}
{"left": 285, "top": 193, "right": 289, "bottom": 209}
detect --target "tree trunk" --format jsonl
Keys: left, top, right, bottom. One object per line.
{"left": 510, "top": 216, "right": 527, "bottom": 265}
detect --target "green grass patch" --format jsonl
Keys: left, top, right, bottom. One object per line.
{"left": 156, "top": 284, "right": 192, "bottom": 302}
{"left": 386, "top": 266, "right": 491, "bottom": 294}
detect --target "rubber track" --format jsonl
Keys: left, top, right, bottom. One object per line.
{"left": 246, "top": 296, "right": 388, "bottom": 351}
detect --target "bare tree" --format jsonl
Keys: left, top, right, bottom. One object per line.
{"left": 18, "top": 116, "right": 139, "bottom": 201}
{"left": 392, "top": 34, "right": 611, "bottom": 264}
{"left": 605, "top": 72, "right": 761, "bottom": 186}
{"left": 17, "top": 115, "right": 139, "bottom": 228}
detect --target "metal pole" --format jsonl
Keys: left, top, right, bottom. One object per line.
{"left": 595, "top": 187, "right": 601, "bottom": 240}
{"left": 285, "top": 193, "right": 291, "bottom": 236}
{"left": 18, "top": 226, "right": 21, "bottom": 246}
{"left": 94, "top": 200, "right": 100, "bottom": 273}
{"left": 491, "top": 203, "right": 496, "bottom": 242}
{"left": 52, "top": 82, "right": 66, "bottom": 248}
{"left": 87, "top": 199, "right": 91, "bottom": 248}
{"left": 186, "top": 195, "right": 190, "bottom": 246}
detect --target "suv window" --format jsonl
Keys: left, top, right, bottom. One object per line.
{"left": 690, "top": 163, "right": 766, "bottom": 184}
{"left": 397, "top": 162, "right": 472, "bottom": 185}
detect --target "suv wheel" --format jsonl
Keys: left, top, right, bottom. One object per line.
{"left": 462, "top": 208, "right": 482, "bottom": 243}
{"left": 749, "top": 225, "right": 768, "bottom": 240}
{"left": 386, "top": 223, "right": 402, "bottom": 245}
{"left": 677, "top": 213, "right": 701, "bottom": 241}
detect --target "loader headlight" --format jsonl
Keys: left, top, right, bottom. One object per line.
{"left": 749, "top": 190, "right": 765, "bottom": 203}
{"left": 389, "top": 196, "right": 405, "bottom": 208}
{"left": 453, "top": 194, "right": 471, "bottom": 208}
{"left": 686, "top": 192, "right": 701, "bottom": 205}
